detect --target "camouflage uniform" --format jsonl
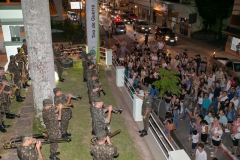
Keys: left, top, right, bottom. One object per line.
{"left": 142, "top": 95, "right": 152, "bottom": 131}
{"left": 0, "top": 75, "right": 11, "bottom": 112}
{"left": 42, "top": 107, "right": 59, "bottom": 155}
{"left": 92, "top": 107, "right": 107, "bottom": 135}
{"left": 7, "top": 61, "right": 22, "bottom": 96}
{"left": 21, "top": 44, "right": 28, "bottom": 55}
{"left": 0, "top": 86, "right": 4, "bottom": 124}
{"left": 54, "top": 94, "right": 72, "bottom": 134}
{"left": 79, "top": 51, "right": 87, "bottom": 80}
{"left": 53, "top": 49, "right": 63, "bottom": 78}
{"left": 90, "top": 143, "right": 118, "bottom": 160}
{"left": 17, "top": 144, "right": 39, "bottom": 160}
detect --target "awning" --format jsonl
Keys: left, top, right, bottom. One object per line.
{"left": 222, "top": 28, "right": 240, "bottom": 39}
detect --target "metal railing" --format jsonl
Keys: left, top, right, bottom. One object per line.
{"left": 99, "top": 47, "right": 107, "bottom": 63}
{"left": 123, "top": 74, "right": 136, "bottom": 101}
{"left": 61, "top": 47, "right": 82, "bottom": 55}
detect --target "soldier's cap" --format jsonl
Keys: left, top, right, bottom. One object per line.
{"left": 82, "top": 46, "right": 86, "bottom": 48}
{"left": 22, "top": 39, "right": 26, "bottom": 42}
{"left": 53, "top": 88, "right": 61, "bottom": 93}
{"left": 87, "top": 53, "right": 92, "bottom": 56}
{"left": 43, "top": 99, "right": 53, "bottom": 106}
{"left": 92, "top": 82, "right": 101, "bottom": 88}
{"left": 96, "top": 130, "right": 107, "bottom": 139}
{"left": 10, "top": 55, "right": 15, "bottom": 59}
{"left": 91, "top": 72, "right": 99, "bottom": 77}
{"left": 144, "top": 87, "right": 150, "bottom": 92}
{"left": 93, "top": 96, "right": 102, "bottom": 103}
{"left": 0, "top": 66, "right": 4, "bottom": 71}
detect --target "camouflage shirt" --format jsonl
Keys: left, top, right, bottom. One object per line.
{"left": 42, "top": 107, "right": 59, "bottom": 132}
{"left": 21, "top": 44, "right": 28, "bottom": 55}
{"left": 90, "top": 143, "right": 118, "bottom": 160}
{"left": 92, "top": 107, "right": 107, "bottom": 124}
{"left": 17, "top": 144, "right": 40, "bottom": 160}
{"left": 54, "top": 94, "right": 72, "bottom": 119}
{"left": 142, "top": 95, "right": 152, "bottom": 116}
{"left": 53, "top": 49, "right": 62, "bottom": 58}
{"left": 7, "top": 62, "right": 21, "bottom": 78}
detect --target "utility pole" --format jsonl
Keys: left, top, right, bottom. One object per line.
{"left": 149, "top": 0, "right": 151, "bottom": 23}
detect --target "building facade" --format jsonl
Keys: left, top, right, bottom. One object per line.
{"left": 222, "top": 0, "right": 240, "bottom": 55}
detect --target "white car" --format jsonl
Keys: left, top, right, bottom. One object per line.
{"left": 67, "top": 11, "right": 78, "bottom": 22}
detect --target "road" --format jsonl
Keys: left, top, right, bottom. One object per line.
{"left": 99, "top": 9, "right": 235, "bottom": 62}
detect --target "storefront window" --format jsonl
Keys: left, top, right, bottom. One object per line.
{"left": 230, "top": 37, "right": 240, "bottom": 51}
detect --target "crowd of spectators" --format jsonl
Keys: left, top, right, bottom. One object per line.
{"left": 108, "top": 37, "right": 240, "bottom": 159}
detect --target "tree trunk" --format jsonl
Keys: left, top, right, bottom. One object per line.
{"left": 21, "top": 0, "right": 55, "bottom": 117}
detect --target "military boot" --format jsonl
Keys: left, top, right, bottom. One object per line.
{"left": 16, "top": 96, "right": 24, "bottom": 102}
{"left": 138, "top": 130, "right": 144, "bottom": 133}
{"left": 66, "top": 132, "right": 71, "bottom": 136}
{"left": 140, "top": 130, "right": 148, "bottom": 137}
{"left": 49, "top": 154, "right": 60, "bottom": 160}
{"left": 61, "top": 134, "right": 71, "bottom": 141}
{"left": 2, "top": 122, "right": 10, "bottom": 128}
{"left": 59, "top": 77, "right": 64, "bottom": 82}
{"left": 0, "top": 124, "right": 7, "bottom": 133}
{"left": 6, "top": 113, "right": 15, "bottom": 119}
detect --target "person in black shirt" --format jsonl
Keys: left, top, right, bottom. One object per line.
{"left": 164, "top": 91, "right": 172, "bottom": 113}
{"left": 213, "top": 82, "right": 221, "bottom": 113}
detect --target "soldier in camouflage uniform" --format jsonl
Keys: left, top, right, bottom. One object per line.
{"left": 78, "top": 46, "right": 87, "bottom": 82}
{"left": 21, "top": 39, "right": 28, "bottom": 55}
{"left": 53, "top": 88, "right": 72, "bottom": 140}
{"left": 42, "top": 99, "right": 62, "bottom": 160}
{"left": 53, "top": 44, "right": 64, "bottom": 82}
{"left": 15, "top": 48, "right": 30, "bottom": 88}
{"left": 90, "top": 130, "right": 119, "bottom": 160}
{"left": 17, "top": 133, "right": 43, "bottom": 160}
{"left": 92, "top": 97, "right": 112, "bottom": 135}
{"left": 7, "top": 55, "right": 25, "bottom": 102}
{"left": 0, "top": 80, "right": 9, "bottom": 133}
{"left": 136, "top": 87, "right": 152, "bottom": 137}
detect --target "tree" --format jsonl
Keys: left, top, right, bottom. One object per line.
{"left": 21, "top": 0, "right": 55, "bottom": 118}
{"left": 195, "top": 0, "right": 234, "bottom": 37}
{"left": 153, "top": 68, "right": 181, "bottom": 116}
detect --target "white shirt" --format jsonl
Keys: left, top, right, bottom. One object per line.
{"left": 207, "top": 76, "right": 215, "bottom": 87}
{"left": 157, "top": 42, "right": 164, "bottom": 50}
{"left": 192, "top": 133, "right": 199, "bottom": 143}
{"left": 231, "top": 98, "right": 239, "bottom": 110}
{"left": 195, "top": 149, "right": 207, "bottom": 160}
{"left": 212, "top": 127, "right": 223, "bottom": 141}
{"left": 234, "top": 132, "right": 240, "bottom": 139}
{"left": 198, "top": 97, "right": 203, "bottom": 105}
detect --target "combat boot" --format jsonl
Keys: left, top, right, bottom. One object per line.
{"left": 6, "top": 113, "right": 15, "bottom": 119}
{"left": 2, "top": 122, "right": 10, "bottom": 128}
{"left": 55, "top": 152, "right": 60, "bottom": 156}
{"left": 61, "top": 134, "right": 71, "bottom": 141}
{"left": 140, "top": 130, "right": 148, "bottom": 137}
{"left": 59, "top": 78, "right": 64, "bottom": 82}
{"left": 49, "top": 154, "right": 60, "bottom": 160}
{"left": 0, "top": 125, "right": 7, "bottom": 133}
{"left": 16, "top": 96, "right": 24, "bottom": 102}
{"left": 66, "top": 132, "right": 71, "bottom": 136}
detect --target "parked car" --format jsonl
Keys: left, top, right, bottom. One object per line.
{"left": 67, "top": 11, "right": 78, "bottom": 22}
{"left": 154, "top": 27, "right": 177, "bottom": 43}
{"left": 128, "top": 13, "right": 137, "bottom": 21}
{"left": 119, "top": 14, "right": 132, "bottom": 24}
{"left": 111, "top": 18, "right": 126, "bottom": 34}
{"left": 133, "top": 20, "right": 151, "bottom": 33}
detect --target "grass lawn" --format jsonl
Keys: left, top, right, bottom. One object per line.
{"left": 39, "top": 61, "right": 141, "bottom": 160}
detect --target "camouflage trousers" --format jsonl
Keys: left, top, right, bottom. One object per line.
{"left": 0, "top": 113, "right": 3, "bottom": 124}
{"left": 82, "top": 62, "right": 87, "bottom": 80}
{"left": 54, "top": 60, "right": 63, "bottom": 78}
{"left": 93, "top": 122, "right": 106, "bottom": 135}
{"left": 60, "top": 109, "right": 72, "bottom": 134}
{"left": 143, "top": 115, "right": 150, "bottom": 131}
{"left": 48, "top": 129, "right": 58, "bottom": 154}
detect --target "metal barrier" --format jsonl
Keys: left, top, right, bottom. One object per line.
{"left": 99, "top": 47, "right": 107, "bottom": 63}
{"left": 123, "top": 74, "right": 136, "bottom": 101}
{"left": 61, "top": 47, "right": 82, "bottom": 55}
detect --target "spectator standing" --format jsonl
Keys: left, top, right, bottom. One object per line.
{"left": 231, "top": 127, "right": 240, "bottom": 156}
{"left": 213, "top": 82, "right": 221, "bottom": 113}
{"left": 215, "top": 68, "right": 224, "bottom": 83}
{"left": 163, "top": 113, "right": 173, "bottom": 141}
{"left": 233, "top": 117, "right": 240, "bottom": 134}
{"left": 210, "top": 124, "right": 223, "bottom": 158}
{"left": 201, "top": 120, "right": 209, "bottom": 144}
{"left": 191, "top": 130, "right": 199, "bottom": 156}
{"left": 180, "top": 89, "right": 190, "bottom": 120}
{"left": 218, "top": 110, "right": 228, "bottom": 132}
{"left": 172, "top": 97, "right": 180, "bottom": 128}
{"left": 195, "top": 143, "right": 207, "bottom": 160}
{"left": 195, "top": 54, "right": 201, "bottom": 76}
{"left": 226, "top": 102, "right": 235, "bottom": 132}
{"left": 164, "top": 91, "right": 172, "bottom": 113}
{"left": 207, "top": 73, "right": 215, "bottom": 87}
{"left": 202, "top": 93, "right": 211, "bottom": 117}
